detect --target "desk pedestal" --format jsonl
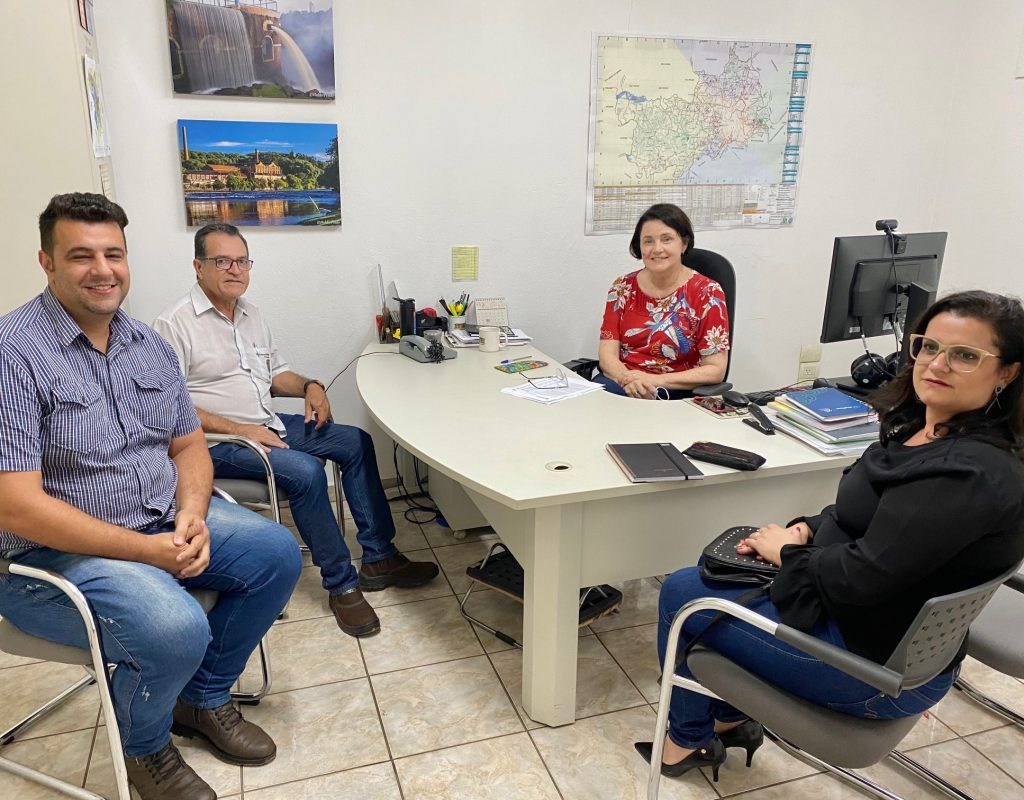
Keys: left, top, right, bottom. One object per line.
{"left": 466, "top": 468, "right": 838, "bottom": 726}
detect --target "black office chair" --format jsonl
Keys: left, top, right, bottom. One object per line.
{"left": 566, "top": 248, "right": 737, "bottom": 396}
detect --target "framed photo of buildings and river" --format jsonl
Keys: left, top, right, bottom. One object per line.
{"left": 166, "top": 0, "right": 335, "bottom": 100}
{"left": 178, "top": 119, "right": 341, "bottom": 227}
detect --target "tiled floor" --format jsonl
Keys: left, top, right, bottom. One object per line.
{"left": 3, "top": 499, "right": 1024, "bottom": 799}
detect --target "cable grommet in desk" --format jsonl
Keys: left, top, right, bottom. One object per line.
{"left": 545, "top": 462, "right": 572, "bottom": 472}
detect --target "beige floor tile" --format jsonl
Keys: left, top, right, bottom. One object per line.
{"left": 244, "top": 761, "right": 401, "bottom": 799}
{"left": 726, "top": 772, "right": 865, "bottom": 799}
{"left": 898, "top": 711, "right": 960, "bottom": 750}
{"left": 530, "top": 706, "right": 717, "bottom": 799}
{"left": 930, "top": 685, "right": 1010, "bottom": 736}
{"left": 360, "top": 596, "right": 483, "bottom": 675}
{"left": 588, "top": 577, "right": 663, "bottom": 632}
{"left": 705, "top": 736, "right": 819, "bottom": 796}
{"left": 373, "top": 655, "right": 522, "bottom": 758}
{"left": 86, "top": 724, "right": 242, "bottom": 798}
{"left": 241, "top": 679, "right": 388, "bottom": 791}
{"left": 957, "top": 656, "right": 1024, "bottom": 711}
{"left": 0, "top": 728, "right": 93, "bottom": 800}
{"left": 490, "top": 636, "right": 645, "bottom": 728}
{"left": 394, "top": 732, "right": 560, "bottom": 800}
{"left": 965, "top": 724, "right": 1024, "bottom": 785}
{"left": 263, "top": 616, "right": 365, "bottom": 694}
{"left": 361, "top": 551, "right": 454, "bottom": 610}
{"left": 433, "top": 540, "right": 502, "bottom": 594}
{"left": 423, "top": 522, "right": 500, "bottom": 549}
{"left": 597, "top": 623, "right": 661, "bottom": 701}
{"left": 862, "top": 738, "right": 1022, "bottom": 799}
{"left": 0, "top": 661, "right": 100, "bottom": 740}
{"left": 280, "top": 565, "right": 333, "bottom": 622}
{"left": 0, "top": 650, "right": 41, "bottom": 670}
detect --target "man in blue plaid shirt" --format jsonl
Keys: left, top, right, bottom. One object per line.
{"left": 0, "top": 193, "right": 301, "bottom": 800}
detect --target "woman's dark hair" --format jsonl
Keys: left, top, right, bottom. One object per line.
{"left": 873, "top": 290, "right": 1024, "bottom": 452}
{"left": 628, "top": 204, "right": 695, "bottom": 260}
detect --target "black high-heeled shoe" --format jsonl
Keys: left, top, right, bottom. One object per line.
{"left": 634, "top": 736, "right": 727, "bottom": 782}
{"left": 718, "top": 719, "right": 764, "bottom": 767}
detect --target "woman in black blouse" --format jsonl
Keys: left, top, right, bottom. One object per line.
{"left": 637, "top": 290, "right": 1024, "bottom": 780}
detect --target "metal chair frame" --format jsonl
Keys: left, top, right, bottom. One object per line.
{"left": 0, "top": 487, "right": 272, "bottom": 800}
{"left": 647, "top": 563, "right": 1022, "bottom": 800}
{"left": 953, "top": 572, "right": 1024, "bottom": 729}
{"left": 206, "top": 433, "right": 347, "bottom": 540}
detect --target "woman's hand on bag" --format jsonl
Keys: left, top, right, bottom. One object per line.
{"left": 736, "top": 523, "right": 806, "bottom": 566}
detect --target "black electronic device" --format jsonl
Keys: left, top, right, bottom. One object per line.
{"left": 395, "top": 297, "right": 416, "bottom": 338}
{"left": 820, "top": 223, "right": 946, "bottom": 387}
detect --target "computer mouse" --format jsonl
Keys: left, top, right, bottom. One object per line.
{"left": 721, "top": 390, "right": 749, "bottom": 408}
{"left": 812, "top": 377, "right": 838, "bottom": 389}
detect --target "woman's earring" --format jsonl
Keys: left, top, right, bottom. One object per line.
{"left": 986, "top": 385, "right": 1005, "bottom": 415}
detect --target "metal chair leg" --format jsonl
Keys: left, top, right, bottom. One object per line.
{"left": 3, "top": 563, "right": 132, "bottom": 800}
{"left": 955, "top": 677, "right": 1024, "bottom": 729}
{"left": 229, "top": 636, "right": 273, "bottom": 705}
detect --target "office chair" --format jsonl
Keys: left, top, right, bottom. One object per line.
{"left": 566, "top": 248, "right": 737, "bottom": 396}
{"left": 0, "top": 487, "right": 271, "bottom": 800}
{"left": 206, "top": 433, "right": 346, "bottom": 539}
{"left": 953, "top": 570, "right": 1024, "bottom": 728}
{"left": 646, "top": 562, "right": 1021, "bottom": 800}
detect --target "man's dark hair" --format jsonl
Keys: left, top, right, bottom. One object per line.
{"left": 628, "top": 203, "right": 696, "bottom": 260}
{"left": 873, "top": 290, "right": 1024, "bottom": 454}
{"left": 194, "top": 223, "right": 248, "bottom": 260}
{"left": 38, "top": 192, "right": 129, "bottom": 255}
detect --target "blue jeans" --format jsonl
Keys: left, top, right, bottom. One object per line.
{"left": 0, "top": 498, "right": 301, "bottom": 757}
{"left": 209, "top": 413, "right": 397, "bottom": 595}
{"left": 658, "top": 567, "right": 956, "bottom": 749}
{"left": 592, "top": 372, "right": 690, "bottom": 400}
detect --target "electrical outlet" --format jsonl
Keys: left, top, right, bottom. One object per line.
{"left": 798, "top": 362, "right": 820, "bottom": 382}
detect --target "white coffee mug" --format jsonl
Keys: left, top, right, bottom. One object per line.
{"left": 478, "top": 326, "right": 508, "bottom": 352}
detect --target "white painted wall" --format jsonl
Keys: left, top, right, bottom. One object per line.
{"left": 22, "top": 1, "right": 1024, "bottom": 476}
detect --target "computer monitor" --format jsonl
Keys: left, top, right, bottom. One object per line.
{"left": 820, "top": 229, "right": 947, "bottom": 365}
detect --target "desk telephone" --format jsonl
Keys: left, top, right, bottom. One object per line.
{"left": 399, "top": 335, "right": 457, "bottom": 363}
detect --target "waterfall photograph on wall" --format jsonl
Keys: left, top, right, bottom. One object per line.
{"left": 167, "top": 0, "right": 335, "bottom": 100}
{"left": 178, "top": 119, "right": 341, "bottom": 227}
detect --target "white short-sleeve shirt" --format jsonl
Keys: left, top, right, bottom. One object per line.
{"left": 153, "top": 283, "right": 290, "bottom": 435}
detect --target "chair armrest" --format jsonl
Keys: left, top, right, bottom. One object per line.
{"left": 564, "top": 358, "right": 600, "bottom": 380}
{"left": 691, "top": 381, "right": 732, "bottom": 397}
{"left": 205, "top": 434, "right": 275, "bottom": 477}
{"left": 670, "top": 596, "right": 904, "bottom": 697}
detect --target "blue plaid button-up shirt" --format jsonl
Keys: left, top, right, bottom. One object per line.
{"left": 0, "top": 289, "right": 201, "bottom": 553}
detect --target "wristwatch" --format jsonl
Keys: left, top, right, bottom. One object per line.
{"left": 302, "top": 379, "right": 326, "bottom": 395}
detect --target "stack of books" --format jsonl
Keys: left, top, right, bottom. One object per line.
{"left": 767, "top": 387, "right": 879, "bottom": 456}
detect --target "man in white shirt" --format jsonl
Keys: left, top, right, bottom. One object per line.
{"left": 154, "top": 223, "right": 438, "bottom": 638}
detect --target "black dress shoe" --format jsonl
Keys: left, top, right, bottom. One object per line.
{"left": 634, "top": 736, "right": 727, "bottom": 782}
{"left": 719, "top": 719, "right": 764, "bottom": 767}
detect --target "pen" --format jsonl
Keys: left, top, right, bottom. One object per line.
{"left": 500, "top": 356, "right": 533, "bottom": 364}
{"left": 439, "top": 299, "right": 452, "bottom": 314}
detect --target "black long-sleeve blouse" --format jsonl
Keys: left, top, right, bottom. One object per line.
{"left": 770, "top": 433, "right": 1024, "bottom": 667}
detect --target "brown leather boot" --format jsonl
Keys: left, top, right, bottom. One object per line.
{"left": 125, "top": 742, "right": 216, "bottom": 800}
{"left": 358, "top": 552, "right": 440, "bottom": 591}
{"left": 171, "top": 699, "right": 276, "bottom": 766}
{"left": 328, "top": 587, "right": 381, "bottom": 637}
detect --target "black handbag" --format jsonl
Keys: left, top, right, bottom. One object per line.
{"left": 699, "top": 526, "right": 778, "bottom": 585}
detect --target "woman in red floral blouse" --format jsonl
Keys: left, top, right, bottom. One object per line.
{"left": 598, "top": 204, "right": 730, "bottom": 399}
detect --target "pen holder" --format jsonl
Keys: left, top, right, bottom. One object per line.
{"left": 449, "top": 315, "right": 466, "bottom": 331}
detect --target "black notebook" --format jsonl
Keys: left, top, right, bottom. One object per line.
{"left": 606, "top": 443, "right": 704, "bottom": 483}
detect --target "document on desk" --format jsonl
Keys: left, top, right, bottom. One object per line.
{"left": 501, "top": 374, "right": 604, "bottom": 405}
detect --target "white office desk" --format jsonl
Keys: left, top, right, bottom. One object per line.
{"left": 357, "top": 343, "right": 854, "bottom": 726}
